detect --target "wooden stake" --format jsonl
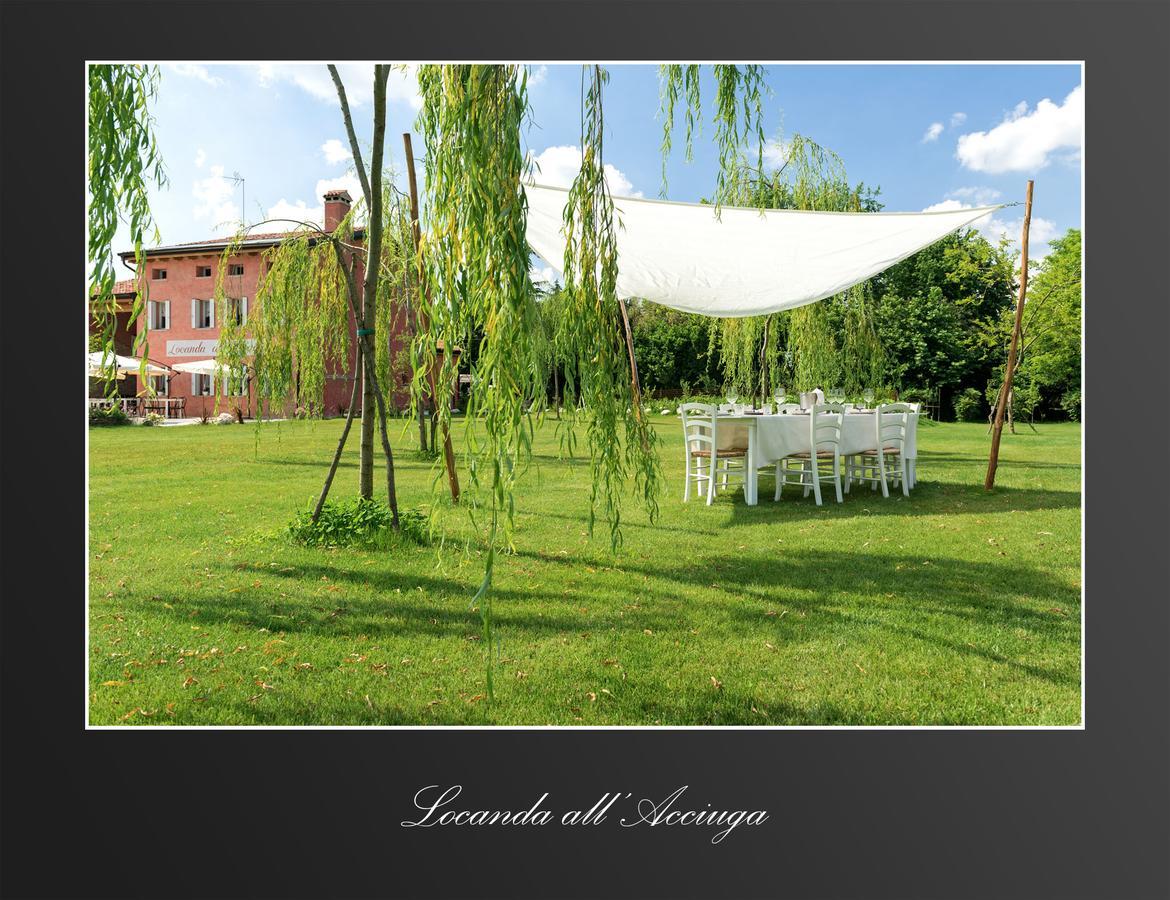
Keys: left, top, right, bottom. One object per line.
{"left": 985, "top": 180, "right": 1034, "bottom": 491}
{"left": 404, "top": 133, "right": 461, "bottom": 504}
{"left": 617, "top": 296, "right": 650, "bottom": 450}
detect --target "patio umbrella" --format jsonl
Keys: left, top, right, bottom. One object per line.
{"left": 170, "top": 359, "right": 220, "bottom": 376}
{"left": 88, "top": 351, "right": 170, "bottom": 377}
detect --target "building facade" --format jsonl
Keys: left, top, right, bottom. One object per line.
{"left": 94, "top": 189, "right": 411, "bottom": 417}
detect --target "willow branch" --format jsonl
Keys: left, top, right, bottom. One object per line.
{"left": 328, "top": 64, "right": 373, "bottom": 207}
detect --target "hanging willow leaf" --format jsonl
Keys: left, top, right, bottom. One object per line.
{"left": 88, "top": 64, "right": 166, "bottom": 392}
{"left": 416, "top": 64, "right": 542, "bottom": 699}
{"left": 560, "top": 66, "right": 662, "bottom": 551}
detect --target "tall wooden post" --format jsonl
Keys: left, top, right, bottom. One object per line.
{"left": 985, "top": 180, "right": 1034, "bottom": 491}
{"left": 404, "top": 133, "right": 460, "bottom": 504}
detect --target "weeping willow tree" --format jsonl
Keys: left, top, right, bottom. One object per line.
{"left": 661, "top": 116, "right": 886, "bottom": 400}
{"left": 88, "top": 64, "right": 166, "bottom": 391}
{"left": 414, "top": 64, "right": 677, "bottom": 697}
{"left": 213, "top": 65, "right": 419, "bottom": 529}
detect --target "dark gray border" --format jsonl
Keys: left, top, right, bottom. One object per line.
{"left": 3, "top": 2, "right": 1168, "bottom": 898}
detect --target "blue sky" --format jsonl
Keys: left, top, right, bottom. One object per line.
{"left": 116, "top": 63, "right": 1082, "bottom": 276}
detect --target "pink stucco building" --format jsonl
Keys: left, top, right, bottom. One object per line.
{"left": 93, "top": 189, "right": 411, "bottom": 417}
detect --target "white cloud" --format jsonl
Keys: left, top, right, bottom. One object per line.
{"left": 265, "top": 174, "right": 366, "bottom": 228}
{"left": 921, "top": 122, "right": 944, "bottom": 143}
{"left": 255, "top": 63, "right": 421, "bottom": 110}
{"left": 168, "top": 64, "right": 225, "bottom": 87}
{"left": 956, "top": 85, "right": 1083, "bottom": 174}
{"left": 194, "top": 148, "right": 206, "bottom": 169}
{"left": 922, "top": 196, "right": 1057, "bottom": 260}
{"left": 530, "top": 264, "right": 558, "bottom": 285}
{"left": 947, "top": 186, "right": 1002, "bottom": 205}
{"left": 192, "top": 164, "right": 240, "bottom": 232}
{"left": 266, "top": 198, "right": 322, "bottom": 226}
{"left": 950, "top": 111, "right": 967, "bottom": 128}
{"left": 762, "top": 138, "right": 792, "bottom": 170}
{"left": 321, "top": 138, "right": 352, "bottom": 165}
{"left": 527, "top": 65, "right": 549, "bottom": 87}
{"left": 528, "top": 145, "right": 642, "bottom": 198}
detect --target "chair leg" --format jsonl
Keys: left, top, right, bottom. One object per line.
{"left": 811, "top": 462, "right": 823, "bottom": 506}
{"left": 899, "top": 455, "right": 909, "bottom": 497}
{"left": 684, "top": 454, "right": 691, "bottom": 502}
{"left": 878, "top": 454, "right": 889, "bottom": 498}
{"left": 774, "top": 461, "right": 782, "bottom": 501}
{"left": 706, "top": 457, "right": 715, "bottom": 506}
{"left": 833, "top": 456, "right": 843, "bottom": 503}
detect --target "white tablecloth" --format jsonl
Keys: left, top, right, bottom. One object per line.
{"left": 717, "top": 412, "right": 919, "bottom": 466}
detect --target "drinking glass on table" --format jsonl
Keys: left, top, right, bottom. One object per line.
{"left": 829, "top": 387, "right": 844, "bottom": 405}
{"left": 773, "top": 387, "right": 788, "bottom": 412}
{"left": 862, "top": 388, "right": 875, "bottom": 408}
{"left": 726, "top": 389, "right": 739, "bottom": 413}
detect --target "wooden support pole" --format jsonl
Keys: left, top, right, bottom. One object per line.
{"left": 985, "top": 180, "right": 1034, "bottom": 491}
{"left": 404, "top": 132, "right": 461, "bottom": 504}
{"left": 617, "top": 295, "right": 650, "bottom": 451}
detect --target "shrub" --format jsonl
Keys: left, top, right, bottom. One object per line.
{"left": 1059, "top": 388, "right": 1081, "bottom": 422}
{"left": 89, "top": 404, "right": 130, "bottom": 427}
{"left": 288, "top": 498, "right": 429, "bottom": 548}
{"left": 954, "top": 388, "right": 985, "bottom": 422}
{"left": 140, "top": 412, "right": 165, "bottom": 426}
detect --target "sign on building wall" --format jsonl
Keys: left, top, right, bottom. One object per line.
{"left": 166, "top": 339, "right": 255, "bottom": 357}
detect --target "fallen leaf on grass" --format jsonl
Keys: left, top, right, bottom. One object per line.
{"left": 710, "top": 676, "right": 723, "bottom": 691}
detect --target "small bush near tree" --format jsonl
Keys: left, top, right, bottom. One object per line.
{"left": 89, "top": 404, "right": 130, "bottom": 427}
{"left": 288, "top": 499, "right": 429, "bottom": 548}
{"left": 954, "top": 388, "right": 985, "bottom": 422}
{"left": 1059, "top": 388, "right": 1081, "bottom": 422}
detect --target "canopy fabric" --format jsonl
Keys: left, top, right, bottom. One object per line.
{"left": 171, "top": 359, "right": 219, "bottom": 376}
{"left": 87, "top": 351, "right": 170, "bottom": 377}
{"left": 525, "top": 184, "right": 1001, "bottom": 318}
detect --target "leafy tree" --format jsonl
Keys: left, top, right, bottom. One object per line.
{"left": 88, "top": 64, "right": 166, "bottom": 389}
{"left": 876, "top": 287, "right": 969, "bottom": 392}
{"left": 628, "top": 302, "right": 720, "bottom": 393}
{"left": 1017, "top": 228, "right": 1082, "bottom": 417}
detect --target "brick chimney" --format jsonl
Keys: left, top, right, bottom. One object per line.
{"left": 323, "top": 188, "right": 352, "bottom": 232}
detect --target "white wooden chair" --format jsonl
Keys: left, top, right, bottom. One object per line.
{"left": 679, "top": 403, "right": 748, "bottom": 505}
{"left": 845, "top": 402, "right": 911, "bottom": 498}
{"left": 774, "top": 403, "right": 845, "bottom": 505}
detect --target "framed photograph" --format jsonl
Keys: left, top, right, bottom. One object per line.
{"left": 1, "top": 1, "right": 1167, "bottom": 897}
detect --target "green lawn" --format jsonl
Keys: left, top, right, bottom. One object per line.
{"left": 88, "top": 417, "right": 1081, "bottom": 726}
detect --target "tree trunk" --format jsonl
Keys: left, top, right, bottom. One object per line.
{"left": 311, "top": 351, "right": 362, "bottom": 524}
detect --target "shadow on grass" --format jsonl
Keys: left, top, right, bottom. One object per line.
{"left": 505, "top": 544, "right": 1080, "bottom": 689}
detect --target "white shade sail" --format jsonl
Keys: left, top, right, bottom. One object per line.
{"left": 525, "top": 184, "right": 1001, "bottom": 318}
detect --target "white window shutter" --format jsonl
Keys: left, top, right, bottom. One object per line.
{"left": 163, "top": 300, "right": 170, "bottom": 330}
{"left": 241, "top": 296, "right": 248, "bottom": 324}
{"left": 208, "top": 298, "right": 215, "bottom": 328}
{"left": 191, "top": 299, "right": 198, "bottom": 329}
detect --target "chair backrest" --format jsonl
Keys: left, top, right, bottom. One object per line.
{"left": 876, "top": 402, "right": 912, "bottom": 450}
{"left": 810, "top": 403, "right": 845, "bottom": 453}
{"left": 679, "top": 402, "right": 717, "bottom": 456}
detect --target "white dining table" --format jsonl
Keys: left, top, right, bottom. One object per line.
{"left": 713, "top": 411, "right": 920, "bottom": 505}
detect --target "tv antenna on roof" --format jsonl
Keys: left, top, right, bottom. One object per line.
{"left": 227, "top": 171, "right": 245, "bottom": 228}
